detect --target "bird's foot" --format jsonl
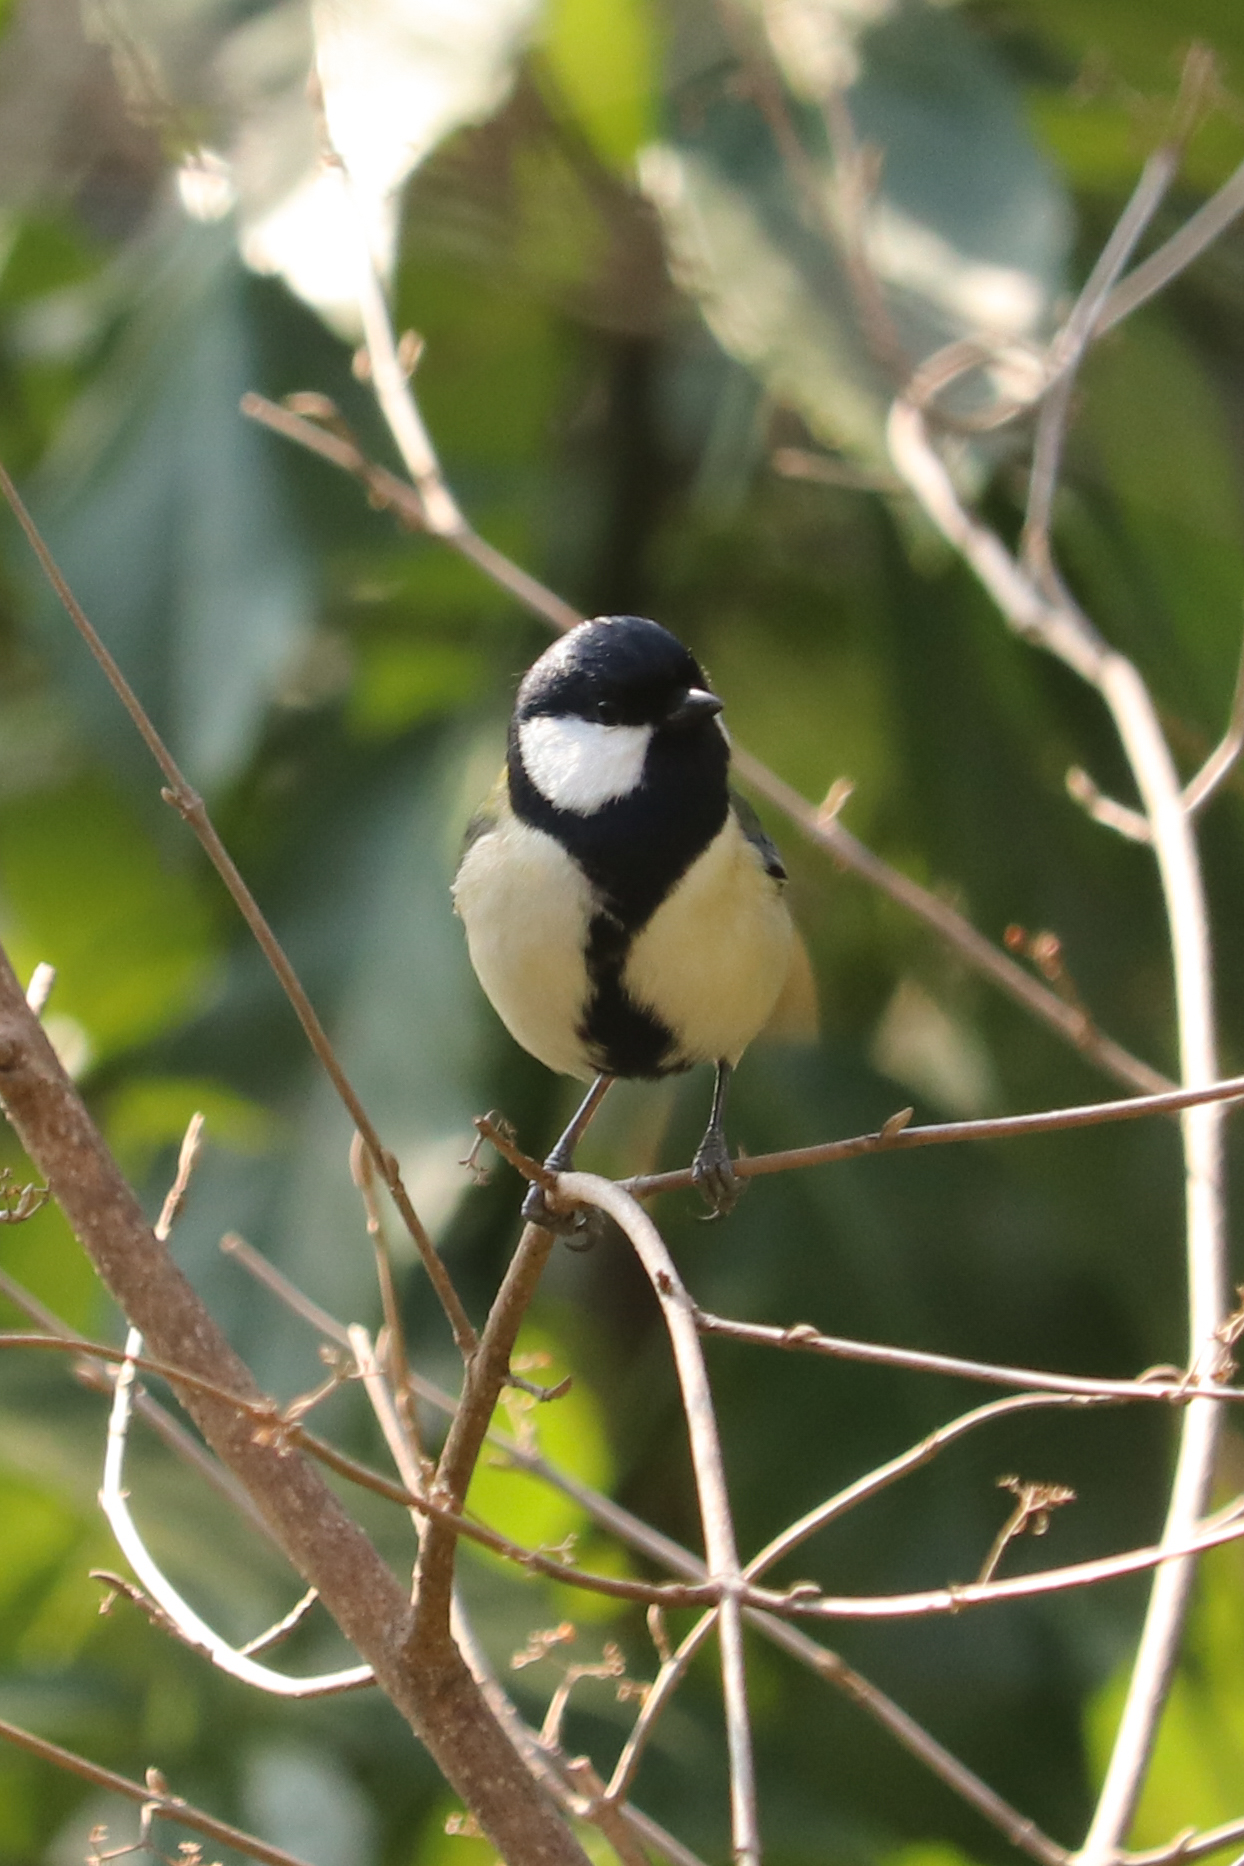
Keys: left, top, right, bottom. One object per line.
{"left": 520, "top": 1176, "right": 603, "bottom": 1249}
{"left": 691, "top": 1130, "right": 742, "bottom": 1219}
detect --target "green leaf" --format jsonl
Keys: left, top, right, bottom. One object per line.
{"left": 31, "top": 224, "right": 314, "bottom": 790}
{"left": 348, "top": 636, "right": 486, "bottom": 740}
{"left": 541, "top": 0, "right": 660, "bottom": 169}
{"left": 643, "top": 0, "right": 1069, "bottom": 467}
{"left": 0, "top": 773, "right": 215, "bottom": 1061}
{"left": 1086, "top": 1541, "right": 1244, "bottom": 1833}
{"left": 466, "top": 1321, "right": 615, "bottom": 1564}
{"left": 105, "top": 1075, "right": 278, "bottom": 1177}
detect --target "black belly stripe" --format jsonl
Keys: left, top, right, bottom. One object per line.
{"left": 578, "top": 910, "right": 684, "bottom": 1079}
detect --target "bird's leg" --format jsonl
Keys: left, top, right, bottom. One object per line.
{"left": 692, "top": 1061, "right": 741, "bottom": 1217}
{"left": 521, "top": 1074, "right": 614, "bottom": 1238}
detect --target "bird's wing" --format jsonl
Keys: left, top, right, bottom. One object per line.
{"left": 729, "top": 790, "right": 787, "bottom": 882}
{"left": 460, "top": 767, "right": 509, "bottom": 855}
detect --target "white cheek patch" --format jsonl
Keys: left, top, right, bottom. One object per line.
{"left": 519, "top": 715, "right": 652, "bottom": 814}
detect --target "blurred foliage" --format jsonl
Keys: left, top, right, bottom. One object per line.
{"left": 0, "top": 0, "right": 1243, "bottom": 1862}
{"left": 1086, "top": 1534, "right": 1244, "bottom": 1840}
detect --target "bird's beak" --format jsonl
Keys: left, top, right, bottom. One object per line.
{"left": 664, "top": 687, "right": 724, "bottom": 728}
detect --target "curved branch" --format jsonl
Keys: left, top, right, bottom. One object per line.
{"left": 887, "top": 398, "right": 1229, "bottom": 1863}
{"left": 0, "top": 942, "right": 591, "bottom": 1866}
{"left": 556, "top": 1172, "right": 759, "bottom": 1866}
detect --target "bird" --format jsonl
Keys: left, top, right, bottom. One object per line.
{"left": 452, "top": 614, "right": 795, "bottom": 1227}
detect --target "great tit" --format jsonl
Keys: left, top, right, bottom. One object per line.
{"left": 453, "top": 614, "right": 794, "bottom": 1223}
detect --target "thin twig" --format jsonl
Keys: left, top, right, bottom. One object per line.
{"left": 694, "top": 1309, "right": 1244, "bottom": 1405}
{"left": 779, "top": 1503, "right": 1244, "bottom": 1622}
{"left": 771, "top": 445, "right": 903, "bottom": 494}
{"left": 0, "top": 1329, "right": 312, "bottom": 1419}
{"left": 622, "top": 1070, "right": 1244, "bottom": 1202}
{"left": 0, "top": 1716, "right": 316, "bottom": 1866}
{"left": 1023, "top": 140, "right": 1181, "bottom": 580}
{"left": 238, "top": 1587, "right": 320, "bottom": 1657}
{"left": 1066, "top": 766, "right": 1152, "bottom": 843}
{"left": 408, "top": 1219, "right": 560, "bottom": 1655}
{"left": 609, "top": 1390, "right": 1092, "bottom": 1806}
{"left": 350, "top": 1136, "right": 424, "bottom": 1467}
{"left": 221, "top": 1232, "right": 353, "bottom": 1347}
{"left": 889, "top": 385, "right": 1229, "bottom": 1865}
{"left": 101, "top": 1328, "right": 375, "bottom": 1696}
{"left": 154, "top": 1112, "right": 205, "bottom": 1242}
{"left": 1182, "top": 628, "right": 1244, "bottom": 814}
{"left": 1095, "top": 157, "right": 1244, "bottom": 338}
{"left": 730, "top": 749, "right": 1171, "bottom": 1096}
{"left": 0, "top": 459, "right": 476, "bottom": 1361}
{"left": 556, "top": 1174, "right": 759, "bottom": 1866}
{"left": 711, "top": 0, "right": 909, "bottom": 378}
{"left": 0, "top": 1267, "right": 274, "bottom": 1536}
{"left": 226, "top": 1244, "right": 1072, "bottom": 1865}
{"left": 1125, "top": 1814, "right": 1244, "bottom": 1866}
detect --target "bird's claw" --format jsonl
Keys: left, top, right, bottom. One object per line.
{"left": 521, "top": 1177, "right": 602, "bottom": 1249}
{"left": 691, "top": 1133, "right": 742, "bottom": 1219}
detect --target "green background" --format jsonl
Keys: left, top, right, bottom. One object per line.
{"left": 1, "top": 0, "right": 1244, "bottom": 1861}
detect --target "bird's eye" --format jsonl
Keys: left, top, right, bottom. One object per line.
{"left": 594, "top": 699, "right": 621, "bottom": 726}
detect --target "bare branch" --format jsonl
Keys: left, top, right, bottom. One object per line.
{"left": 1182, "top": 628, "right": 1244, "bottom": 815}
{"left": 711, "top": 0, "right": 910, "bottom": 379}
{"left": 1023, "top": 140, "right": 1181, "bottom": 579}
{"left": 1125, "top": 1813, "right": 1244, "bottom": 1866}
{"left": 0, "top": 460, "right": 476, "bottom": 1362}
{"left": 347, "top": 1321, "right": 698, "bottom": 1866}
{"left": 555, "top": 1173, "right": 758, "bottom": 1866}
{"left": 694, "top": 1309, "right": 1244, "bottom": 1406}
{"left": 889, "top": 361, "right": 1229, "bottom": 1864}
{"left": 238, "top": 1587, "right": 320, "bottom": 1657}
{"left": 221, "top": 1232, "right": 353, "bottom": 1347}
{"left": 0, "top": 1714, "right": 316, "bottom": 1866}
{"left": 408, "top": 1219, "right": 559, "bottom": 1652}
{"left": 102, "top": 1327, "right": 375, "bottom": 1697}
{"left": 0, "top": 1266, "right": 273, "bottom": 1537}
{"left": 608, "top": 1390, "right": 1089, "bottom": 1809}
{"left": 350, "top": 1136, "right": 424, "bottom": 1467}
{"left": 771, "top": 445, "right": 903, "bottom": 494}
{"left": 782, "top": 1503, "right": 1244, "bottom": 1623}
{"left": 154, "top": 1112, "right": 205, "bottom": 1242}
{"left": 235, "top": 1242, "right": 1074, "bottom": 1865}
{"left": 731, "top": 748, "right": 1171, "bottom": 1095}
{"left": 1095, "top": 157, "right": 1244, "bottom": 339}
{"left": 622, "top": 1070, "right": 1244, "bottom": 1203}
{"left": 0, "top": 942, "right": 593, "bottom": 1865}
{"left": 1066, "top": 766, "right": 1152, "bottom": 843}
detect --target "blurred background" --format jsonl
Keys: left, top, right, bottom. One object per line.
{"left": 1, "top": 0, "right": 1244, "bottom": 1861}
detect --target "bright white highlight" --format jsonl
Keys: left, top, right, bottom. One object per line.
{"left": 864, "top": 202, "right": 1044, "bottom": 337}
{"left": 176, "top": 148, "right": 236, "bottom": 224}
{"left": 519, "top": 715, "right": 652, "bottom": 814}
{"left": 238, "top": 0, "right": 540, "bottom": 330}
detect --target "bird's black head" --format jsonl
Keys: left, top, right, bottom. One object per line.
{"left": 508, "top": 616, "right": 731, "bottom": 932}
{"left": 515, "top": 615, "right": 721, "bottom": 731}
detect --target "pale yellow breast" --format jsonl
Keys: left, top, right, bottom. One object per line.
{"left": 453, "top": 815, "right": 597, "bottom": 1081}
{"left": 623, "top": 814, "right": 793, "bottom": 1069}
